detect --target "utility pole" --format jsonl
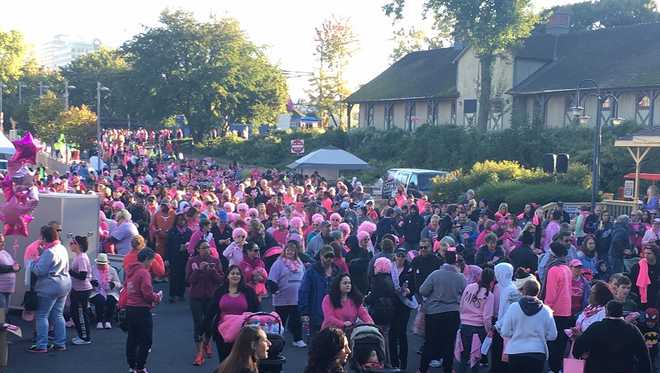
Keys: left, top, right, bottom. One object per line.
{"left": 64, "top": 80, "right": 76, "bottom": 109}
{"left": 18, "top": 83, "right": 27, "bottom": 105}
{"left": 96, "top": 82, "right": 110, "bottom": 172}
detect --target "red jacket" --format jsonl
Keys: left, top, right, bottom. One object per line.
{"left": 124, "top": 249, "right": 166, "bottom": 278}
{"left": 125, "top": 262, "right": 157, "bottom": 308}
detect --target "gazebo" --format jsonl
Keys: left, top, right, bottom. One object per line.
{"left": 287, "top": 146, "right": 369, "bottom": 180}
{"left": 614, "top": 127, "right": 660, "bottom": 202}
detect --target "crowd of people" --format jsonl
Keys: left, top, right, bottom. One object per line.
{"left": 6, "top": 127, "right": 660, "bottom": 373}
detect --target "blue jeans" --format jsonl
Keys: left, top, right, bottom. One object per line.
{"left": 0, "top": 293, "right": 11, "bottom": 312}
{"left": 36, "top": 295, "right": 67, "bottom": 349}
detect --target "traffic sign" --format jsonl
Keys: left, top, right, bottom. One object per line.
{"left": 291, "top": 139, "right": 304, "bottom": 154}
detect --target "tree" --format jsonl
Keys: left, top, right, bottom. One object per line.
{"left": 390, "top": 27, "right": 445, "bottom": 62}
{"left": 0, "top": 29, "right": 27, "bottom": 84}
{"left": 28, "top": 91, "right": 63, "bottom": 145}
{"left": 542, "top": 0, "right": 660, "bottom": 32}
{"left": 60, "top": 48, "right": 133, "bottom": 123}
{"left": 121, "top": 10, "right": 287, "bottom": 139}
{"left": 307, "top": 16, "right": 358, "bottom": 128}
{"left": 385, "top": 0, "right": 538, "bottom": 131}
{"left": 57, "top": 105, "right": 97, "bottom": 152}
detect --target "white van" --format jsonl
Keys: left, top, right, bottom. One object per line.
{"left": 381, "top": 168, "right": 448, "bottom": 197}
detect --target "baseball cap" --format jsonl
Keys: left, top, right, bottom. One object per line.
{"left": 320, "top": 220, "right": 331, "bottom": 228}
{"left": 569, "top": 259, "right": 583, "bottom": 267}
{"left": 319, "top": 245, "right": 335, "bottom": 258}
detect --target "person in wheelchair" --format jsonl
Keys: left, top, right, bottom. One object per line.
{"left": 90, "top": 253, "right": 122, "bottom": 329}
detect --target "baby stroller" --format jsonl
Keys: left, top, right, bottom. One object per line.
{"left": 242, "top": 312, "right": 286, "bottom": 373}
{"left": 348, "top": 324, "right": 404, "bottom": 373}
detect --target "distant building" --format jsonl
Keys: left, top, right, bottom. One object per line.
{"left": 346, "top": 19, "right": 660, "bottom": 130}
{"left": 39, "top": 35, "right": 101, "bottom": 69}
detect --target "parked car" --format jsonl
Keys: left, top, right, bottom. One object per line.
{"left": 381, "top": 168, "right": 448, "bottom": 197}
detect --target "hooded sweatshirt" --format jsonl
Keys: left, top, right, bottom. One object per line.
{"left": 499, "top": 296, "right": 557, "bottom": 357}
{"left": 494, "top": 263, "right": 520, "bottom": 324}
{"left": 125, "top": 261, "right": 157, "bottom": 308}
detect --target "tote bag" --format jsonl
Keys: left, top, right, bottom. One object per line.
{"left": 563, "top": 341, "right": 585, "bottom": 373}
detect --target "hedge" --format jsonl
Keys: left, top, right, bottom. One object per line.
{"left": 476, "top": 182, "right": 592, "bottom": 212}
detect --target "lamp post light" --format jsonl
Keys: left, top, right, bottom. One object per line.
{"left": 96, "top": 82, "right": 110, "bottom": 173}
{"left": 569, "top": 79, "right": 625, "bottom": 211}
{"left": 63, "top": 80, "right": 76, "bottom": 109}
{"left": 18, "top": 83, "right": 27, "bottom": 105}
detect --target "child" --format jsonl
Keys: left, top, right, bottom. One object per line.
{"left": 357, "top": 348, "right": 384, "bottom": 370}
{"left": 638, "top": 308, "right": 659, "bottom": 372}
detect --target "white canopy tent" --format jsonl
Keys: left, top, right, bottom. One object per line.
{"left": 287, "top": 146, "right": 369, "bottom": 180}
{"left": 0, "top": 132, "right": 15, "bottom": 155}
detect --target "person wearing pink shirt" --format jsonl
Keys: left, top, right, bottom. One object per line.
{"left": 540, "top": 242, "right": 572, "bottom": 373}
{"left": 321, "top": 273, "right": 373, "bottom": 330}
{"left": 457, "top": 268, "right": 495, "bottom": 373}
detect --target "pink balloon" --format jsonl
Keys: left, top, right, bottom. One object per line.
{"left": 9, "top": 132, "right": 40, "bottom": 167}
{"left": 0, "top": 196, "right": 34, "bottom": 237}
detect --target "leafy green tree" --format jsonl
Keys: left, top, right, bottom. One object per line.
{"left": 307, "top": 16, "right": 358, "bottom": 128}
{"left": 390, "top": 26, "right": 445, "bottom": 62}
{"left": 56, "top": 105, "right": 97, "bottom": 152}
{"left": 60, "top": 47, "right": 133, "bottom": 122}
{"left": 0, "top": 29, "right": 27, "bottom": 84}
{"left": 542, "top": 0, "right": 660, "bottom": 32}
{"left": 384, "top": 0, "right": 538, "bottom": 131}
{"left": 121, "top": 10, "right": 287, "bottom": 139}
{"left": 28, "top": 91, "right": 63, "bottom": 145}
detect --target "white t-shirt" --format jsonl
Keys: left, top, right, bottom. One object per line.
{"left": 112, "top": 222, "right": 139, "bottom": 255}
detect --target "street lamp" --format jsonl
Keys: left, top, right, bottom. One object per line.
{"left": 18, "top": 83, "right": 27, "bottom": 105}
{"left": 569, "top": 79, "right": 625, "bottom": 210}
{"left": 0, "top": 83, "right": 5, "bottom": 130}
{"left": 96, "top": 82, "right": 110, "bottom": 173}
{"left": 63, "top": 80, "right": 76, "bottom": 109}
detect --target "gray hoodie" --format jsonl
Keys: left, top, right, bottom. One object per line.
{"left": 31, "top": 243, "right": 72, "bottom": 298}
{"left": 494, "top": 262, "right": 520, "bottom": 326}
{"left": 419, "top": 264, "right": 466, "bottom": 315}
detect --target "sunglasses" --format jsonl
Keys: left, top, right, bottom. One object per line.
{"left": 323, "top": 254, "right": 335, "bottom": 259}
{"left": 420, "top": 245, "right": 430, "bottom": 249}
{"left": 395, "top": 253, "right": 406, "bottom": 258}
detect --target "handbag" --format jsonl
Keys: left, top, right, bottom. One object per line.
{"left": 563, "top": 341, "right": 585, "bottom": 373}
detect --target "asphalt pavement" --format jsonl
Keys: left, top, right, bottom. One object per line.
{"left": 5, "top": 284, "right": 433, "bottom": 373}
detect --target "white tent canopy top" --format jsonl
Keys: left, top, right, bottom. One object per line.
{"left": 287, "top": 146, "right": 369, "bottom": 170}
{"left": 0, "top": 132, "right": 16, "bottom": 155}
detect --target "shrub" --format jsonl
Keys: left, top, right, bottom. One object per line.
{"left": 477, "top": 182, "right": 592, "bottom": 213}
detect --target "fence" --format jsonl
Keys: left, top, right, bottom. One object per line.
{"left": 542, "top": 200, "right": 638, "bottom": 219}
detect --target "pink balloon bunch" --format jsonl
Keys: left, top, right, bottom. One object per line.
{"left": 0, "top": 132, "right": 41, "bottom": 236}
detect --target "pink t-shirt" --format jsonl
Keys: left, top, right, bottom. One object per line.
{"left": 71, "top": 253, "right": 93, "bottom": 291}
{"left": 219, "top": 293, "right": 248, "bottom": 316}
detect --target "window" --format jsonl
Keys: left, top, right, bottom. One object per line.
{"left": 406, "top": 102, "right": 416, "bottom": 131}
{"left": 638, "top": 95, "right": 651, "bottom": 109}
{"left": 385, "top": 104, "right": 394, "bottom": 129}
{"left": 464, "top": 99, "right": 477, "bottom": 114}
{"left": 366, "top": 104, "right": 375, "bottom": 127}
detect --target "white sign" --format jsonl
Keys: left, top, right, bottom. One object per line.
{"left": 624, "top": 180, "right": 634, "bottom": 199}
{"left": 290, "top": 139, "right": 304, "bottom": 154}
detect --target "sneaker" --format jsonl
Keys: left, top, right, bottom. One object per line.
{"left": 71, "top": 337, "right": 92, "bottom": 345}
{"left": 193, "top": 352, "right": 204, "bottom": 366}
{"left": 292, "top": 340, "right": 307, "bottom": 348}
{"left": 97, "top": 322, "right": 104, "bottom": 329}
{"left": 50, "top": 344, "right": 67, "bottom": 352}
{"left": 429, "top": 360, "right": 442, "bottom": 368}
{"left": 104, "top": 322, "right": 112, "bottom": 329}
{"left": 27, "top": 345, "right": 48, "bottom": 353}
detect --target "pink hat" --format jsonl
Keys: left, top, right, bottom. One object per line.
{"left": 312, "top": 214, "right": 325, "bottom": 225}
{"left": 248, "top": 208, "right": 259, "bottom": 217}
{"left": 374, "top": 257, "right": 392, "bottom": 274}
{"left": 112, "top": 201, "right": 125, "bottom": 210}
{"left": 237, "top": 203, "right": 249, "bottom": 212}
{"left": 330, "top": 213, "right": 342, "bottom": 223}
{"left": 223, "top": 202, "right": 235, "bottom": 212}
{"left": 338, "top": 222, "right": 351, "bottom": 236}
{"left": 569, "top": 259, "right": 583, "bottom": 267}
{"left": 232, "top": 227, "right": 247, "bottom": 240}
{"left": 289, "top": 217, "right": 304, "bottom": 229}
{"left": 358, "top": 221, "right": 377, "bottom": 234}
{"left": 357, "top": 231, "right": 371, "bottom": 241}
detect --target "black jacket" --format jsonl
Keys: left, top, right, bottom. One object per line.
{"left": 401, "top": 213, "right": 425, "bottom": 244}
{"left": 410, "top": 254, "right": 442, "bottom": 295}
{"left": 204, "top": 285, "right": 260, "bottom": 340}
{"left": 573, "top": 318, "right": 651, "bottom": 373}
{"left": 509, "top": 245, "right": 539, "bottom": 274}
{"left": 365, "top": 273, "right": 397, "bottom": 325}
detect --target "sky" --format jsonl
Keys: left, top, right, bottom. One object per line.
{"left": 0, "top": 0, "right": 649, "bottom": 100}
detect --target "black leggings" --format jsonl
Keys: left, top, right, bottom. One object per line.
{"left": 548, "top": 316, "right": 573, "bottom": 372}
{"left": 90, "top": 294, "right": 117, "bottom": 323}
{"left": 190, "top": 298, "right": 212, "bottom": 343}
{"left": 71, "top": 290, "right": 91, "bottom": 341}
{"left": 275, "top": 305, "right": 303, "bottom": 342}
{"left": 508, "top": 354, "right": 545, "bottom": 373}
{"left": 214, "top": 333, "right": 233, "bottom": 364}
{"left": 169, "top": 257, "right": 187, "bottom": 298}
{"left": 420, "top": 311, "right": 460, "bottom": 373}
{"left": 126, "top": 307, "right": 153, "bottom": 370}
{"left": 389, "top": 303, "right": 411, "bottom": 369}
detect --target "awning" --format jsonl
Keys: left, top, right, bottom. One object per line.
{"left": 624, "top": 173, "right": 660, "bottom": 182}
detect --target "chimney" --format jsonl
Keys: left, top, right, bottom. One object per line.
{"left": 546, "top": 9, "right": 571, "bottom": 36}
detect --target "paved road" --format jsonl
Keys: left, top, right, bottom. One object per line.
{"left": 6, "top": 284, "right": 432, "bottom": 373}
